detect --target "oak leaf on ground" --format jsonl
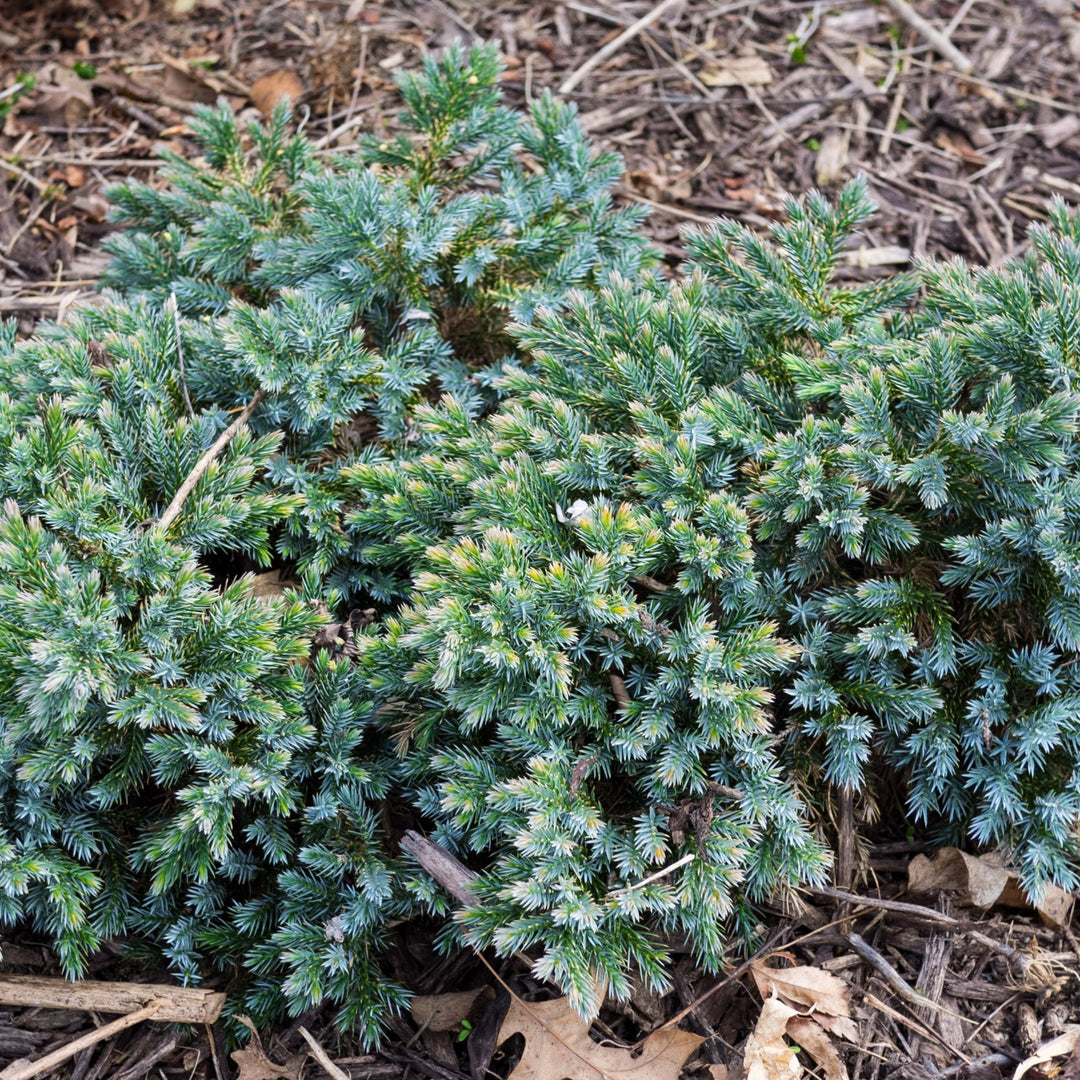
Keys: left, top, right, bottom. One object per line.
{"left": 908, "top": 847, "right": 1074, "bottom": 929}
{"left": 230, "top": 1017, "right": 306, "bottom": 1080}
{"left": 749, "top": 960, "right": 857, "bottom": 1042}
{"left": 496, "top": 994, "right": 703, "bottom": 1080}
{"left": 410, "top": 987, "right": 493, "bottom": 1032}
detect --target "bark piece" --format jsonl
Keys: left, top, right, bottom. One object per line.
{"left": 0, "top": 977, "right": 223, "bottom": 1025}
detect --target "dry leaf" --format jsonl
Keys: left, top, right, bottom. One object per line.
{"left": 933, "top": 130, "right": 987, "bottom": 167}
{"left": 749, "top": 961, "right": 857, "bottom": 1042}
{"left": 410, "top": 988, "right": 492, "bottom": 1032}
{"left": 629, "top": 168, "right": 692, "bottom": 203}
{"left": 786, "top": 1017, "right": 846, "bottom": 1080}
{"left": 74, "top": 192, "right": 110, "bottom": 224}
{"left": 250, "top": 70, "right": 304, "bottom": 115}
{"left": 496, "top": 995, "right": 703, "bottom": 1080}
{"left": 700, "top": 53, "right": 772, "bottom": 87}
{"left": 161, "top": 63, "right": 218, "bottom": 106}
{"left": 57, "top": 215, "right": 78, "bottom": 249}
{"left": 249, "top": 569, "right": 300, "bottom": 601}
{"left": 231, "top": 1018, "right": 306, "bottom": 1080}
{"left": 1013, "top": 1026, "right": 1080, "bottom": 1080}
{"left": 744, "top": 997, "right": 801, "bottom": 1080}
{"left": 908, "top": 848, "right": 1075, "bottom": 929}
{"left": 37, "top": 68, "right": 95, "bottom": 125}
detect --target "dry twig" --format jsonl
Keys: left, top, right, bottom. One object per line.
{"left": 881, "top": 0, "right": 973, "bottom": 74}
{"left": 0, "top": 1001, "right": 164, "bottom": 1080}
{"left": 299, "top": 1028, "right": 350, "bottom": 1080}
{"left": 559, "top": 0, "right": 685, "bottom": 94}
{"left": 155, "top": 389, "right": 267, "bottom": 534}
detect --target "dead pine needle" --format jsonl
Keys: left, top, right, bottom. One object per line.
{"left": 155, "top": 389, "right": 267, "bottom": 534}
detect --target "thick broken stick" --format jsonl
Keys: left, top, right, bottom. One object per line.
{"left": 400, "top": 830, "right": 479, "bottom": 908}
{"left": 0, "top": 975, "right": 225, "bottom": 1024}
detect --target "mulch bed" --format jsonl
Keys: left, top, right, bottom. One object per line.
{"left": 1, "top": 0, "right": 1080, "bottom": 1076}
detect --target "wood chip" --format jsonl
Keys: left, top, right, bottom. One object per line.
{"left": 699, "top": 53, "right": 772, "bottom": 88}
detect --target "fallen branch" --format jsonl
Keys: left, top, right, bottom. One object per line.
{"left": 881, "top": 0, "right": 973, "bottom": 74}
{"left": 399, "top": 830, "right": 478, "bottom": 908}
{"left": 155, "top": 389, "right": 267, "bottom": 534}
{"left": 846, "top": 933, "right": 949, "bottom": 1014}
{"left": 805, "top": 885, "right": 960, "bottom": 926}
{"left": 609, "top": 672, "right": 631, "bottom": 708}
{"left": 0, "top": 976, "right": 224, "bottom": 1024}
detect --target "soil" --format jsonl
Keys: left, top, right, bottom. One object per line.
{"left": 1, "top": 1, "right": 1080, "bottom": 1077}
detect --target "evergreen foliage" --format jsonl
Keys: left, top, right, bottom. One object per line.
{"left": 2, "top": 41, "right": 1080, "bottom": 1043}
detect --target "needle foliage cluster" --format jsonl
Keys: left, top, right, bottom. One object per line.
{"left": 2, "top": 44, "right": 1079, "bottom": 1041}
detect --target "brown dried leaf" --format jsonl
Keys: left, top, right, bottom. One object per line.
{"left": 73, "top": 192, "right": 110, "bottom": 223}
{"left": 933, "top": 130, "right": 987, "bottom": 166}
{"left": 249, "top": 569, "right": 300, "bottom": 601}
{"left": 908, "top": 848, "right": 1075, "bottom": 929}
{"left": 251, "top": 70, "right": 303, "bottom": 115}
{"left": 410, "top": 987, "right": 492, "bottom": 1032}
{"left": 699, "top": 53, "right": 772, "bottom": 87}
{"left": 496, "top": 995, "right": 703, "bottom": 1080}
{"left": 162, "top": 64, "right": 218, "bottom": 106}
{"left": 629, "top": 168, "right": 693, "bottom": 203}
{"left": 1013, "top": 1026, "right": 1080, "bottom": 1080}
{"left": 230, "top": 1018, "right": 305, "bottom": 1080}
{"left": 37, "top": 68, "right": 95, "bottom": 125}
{"left": 786, "top": 1017, "right": 846, "bottom": 1080}
{"left": 749, "top": 961, "right": 856, "bottom": 1041}
{"left": 909, "top": 848, "right": 1008, "bottom": 907}
{"left": 744, "top": 997, "right": 801, "bottom": 1080}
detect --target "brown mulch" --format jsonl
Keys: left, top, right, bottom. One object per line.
{"left": 2, "top": 0, "right": 1080, "bottom": 1077}
{"left": 4, "top": 0, "right": 1080, "bottom": 324}
{"left": 1, "top": 855, "right": 1074, "bottom": 1080}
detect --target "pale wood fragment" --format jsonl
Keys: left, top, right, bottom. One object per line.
{"left": 0, "top": 976, "right": 225, "bottom": 1024}
{"left": 399, "top": 830, "right": 478, "bottom": 907}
